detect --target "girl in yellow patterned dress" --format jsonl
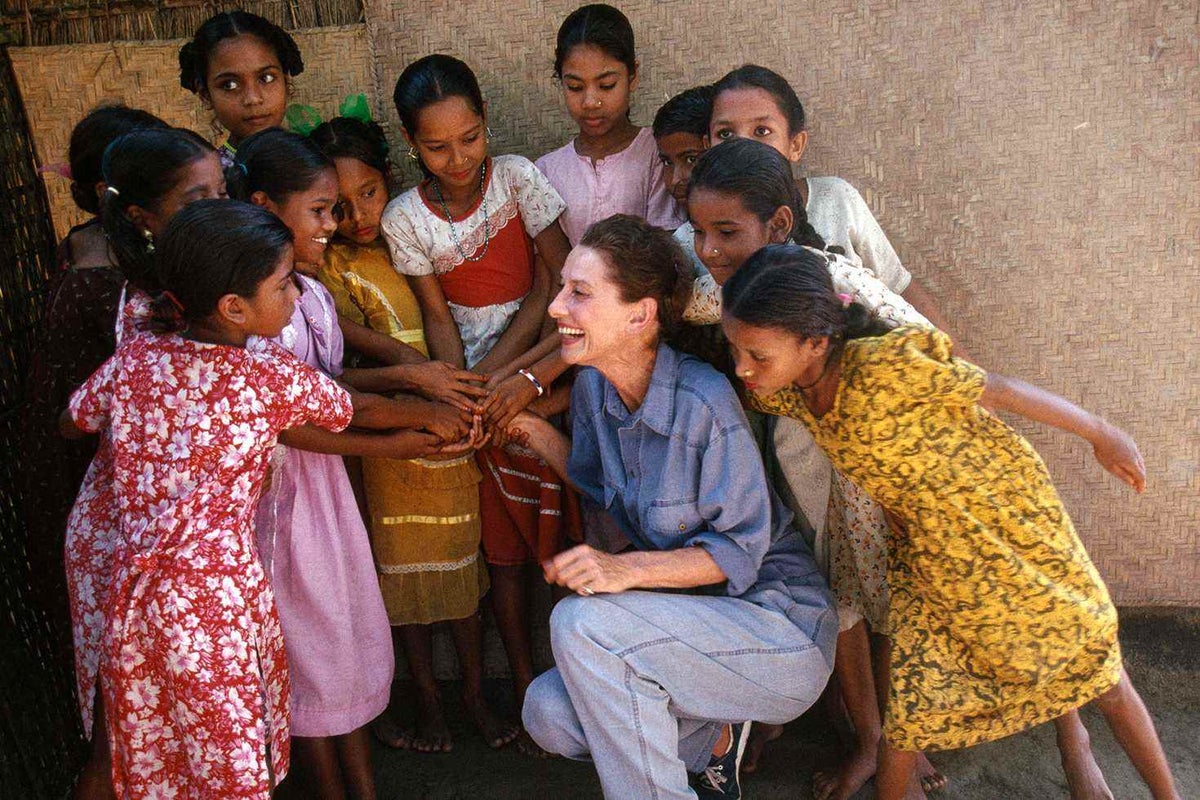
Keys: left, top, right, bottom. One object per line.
{"left": 311, "top": 116, "right": 519, "bottom": 753}
{"left": 721, "top": 244, "right": 1180, "bottom": 800}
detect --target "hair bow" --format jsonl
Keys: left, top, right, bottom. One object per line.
{"left": 285, "top": 93, "right": 374, "bottom": 136}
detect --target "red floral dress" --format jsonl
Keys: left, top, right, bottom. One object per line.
{"left": 64, "top": 288, "right": 165, "bottom": 734}
{"left": 68, "top": 333, "right": 353, "bottom": 798}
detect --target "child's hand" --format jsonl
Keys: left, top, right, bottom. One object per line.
{"left": 1091, "top": 420, "right": 1146, "bottom": 493}
{"left": 380, "top": 429, "right": 447, "bottom": 460}
{"left": 410, "top": 362, "right": 489, "bottom": 412}
{"left": 423, "top": 403, "right": 472, "bottom": 442}
{"left": 480, "top": 373, "right": 541, "bottom": 430}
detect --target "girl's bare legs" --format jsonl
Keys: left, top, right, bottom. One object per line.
{"left": 877, "top": 743, "right": 927, "bottom": 800}
{"left": 814, "top": 620, "right": 882, "bottom": 800}
{"left": 284, "top": 737, "right": 343, "bottom": 800}
{"left": 448, "top": 610, "right": 520, "bottom": 748}
{"left": 490, "top": 562, "right": 552, "bottom": 756}
{"left": 874, "top": 635, "right": 945, "bottom": 794}
{"left": 489, "top": 564, "right": 534, "bottom": 705}
{"left": 399, "top": 623, "right": 452, "bottom": 752}
{"left": 334, "top": 728, "right": 376, "bottom": 800}
{"left": 1055, "top": 710, "right": 1114, "bottom": 799}
{"left": 1091, "top": 669, "right": 1180, "bottom": 799}
{"left": 72, "top": 696, "right": 115, "bottom": 800}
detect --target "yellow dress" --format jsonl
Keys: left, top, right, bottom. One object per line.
{"left": 750, "top": 325, "right": 1122, "bottom": 752}
{"left": 319, "top": 240, "right": 488, "bottom": 625}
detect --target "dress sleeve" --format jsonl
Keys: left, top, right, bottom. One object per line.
{"left": 873, "top": 326, "right": 986, "bottom": 408}
{"left": 67, "top": 353, "right": 119, "bottom": 434}
{"left": 687, "top": 410, "right": 773, "bottom": 597}
{"left": 267, "top": 347, "right": 355, "bottom": 432}
{"left": 506, "top": 156, "right": 567, "bottom": 239}
{"left": 381, "top": 197, "right": 436, "bottom": 277}
{"left": 833, "top": 178, "right": 911, "bottom": 294}
{"left": 826, "top": 251, "right": 927, "bottom": 327}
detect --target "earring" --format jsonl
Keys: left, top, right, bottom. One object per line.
{"left": 486, "top": 126, "right": 495, "bottom": 141}
{"left": 142, "top": 228, "right": 155, "bottom": 254}
{"left": 407, "top": 145, "right": 418, "bottom": 161}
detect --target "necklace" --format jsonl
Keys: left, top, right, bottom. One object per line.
{"left": 431, "top": 160, "right": 491, "bottom": 263}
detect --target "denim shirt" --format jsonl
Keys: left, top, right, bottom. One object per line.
{"left": 568, "top": 345, "right": 836, "bottom": 643}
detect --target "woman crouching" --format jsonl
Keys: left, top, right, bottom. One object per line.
{"left": 513, "top": 214, "right": 837, "bottom": 799}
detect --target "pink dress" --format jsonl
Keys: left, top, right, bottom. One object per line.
{"left": 535, "top": 126, "right": 684, "bottom": 245}
{"left": 255, "top": 275, "right": 395, "bottom": 736}
{"left": 68, "top": 332, "right": 353, "bottom": 798}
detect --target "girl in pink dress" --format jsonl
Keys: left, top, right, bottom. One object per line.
{"left": 63, "top": 200, "right": 355, "bottom": 798}
{"left": 230, "top": 128, "right": 474, "bottom": 796}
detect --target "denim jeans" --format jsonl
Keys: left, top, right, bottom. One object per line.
{"left": 523, "top": 590, "right": 836, "bottom": 800}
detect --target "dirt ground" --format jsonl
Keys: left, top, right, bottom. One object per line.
{"left": 368, "top": 607, "right": 1199, "bottom": 799}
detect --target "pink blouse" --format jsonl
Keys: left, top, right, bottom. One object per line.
{"left": 535, "top": 127, "right": 684, "bottom": 245}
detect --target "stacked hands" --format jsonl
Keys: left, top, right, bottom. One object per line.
{"left": 388, "top": 361, "right": 611, "bottom": 598}
{"left": 373, "top": 358, "right": 556, "bottom": 456}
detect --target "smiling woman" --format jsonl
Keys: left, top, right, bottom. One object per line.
{"left": 513, "top": 215, "right": 837, "bottom": 800}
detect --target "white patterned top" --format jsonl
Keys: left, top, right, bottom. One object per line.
{"left": 382, "top": 155, "right": 565, "bottom": 278}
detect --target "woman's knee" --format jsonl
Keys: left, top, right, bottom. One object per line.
{"left": 548, "top": 593, "right": 610, "bottom": 656}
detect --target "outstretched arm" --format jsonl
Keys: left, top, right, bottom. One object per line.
{"left": 982, "top": 373, "right": 1146, "bottom": 492}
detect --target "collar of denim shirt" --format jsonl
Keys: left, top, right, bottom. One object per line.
{"left": 599, "top": 342, "right": 682, "bottom": 436}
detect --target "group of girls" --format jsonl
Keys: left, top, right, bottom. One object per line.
{"left": 26, "top": 2, "right": 1179, "bottom": 799}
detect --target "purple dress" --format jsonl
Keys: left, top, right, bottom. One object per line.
{"left": 255, "top": 274, "right": 394, "bottom": 736}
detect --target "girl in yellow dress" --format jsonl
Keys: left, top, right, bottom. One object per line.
{"left": 311, "top": 116, "right": 519, "bottom": 753}
{"left": 721, "top": 244, "right": 1180, "bottom": 800}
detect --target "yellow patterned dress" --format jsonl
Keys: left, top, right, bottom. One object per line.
{"left": 319, "top": 240, "right": 488, "bottom": 625}
{"left": 749, "top": 325, "right": 1122, "bottom": 752}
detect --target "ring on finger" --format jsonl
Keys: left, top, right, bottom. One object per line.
{"left": 579, "top": 586, "right": 595, "bottom": 596}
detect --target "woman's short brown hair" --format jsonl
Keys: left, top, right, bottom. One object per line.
{"left": 579, "top": 214, "right": 693, "bottom": 338}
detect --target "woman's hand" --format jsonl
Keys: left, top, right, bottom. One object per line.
{"left": 408, "top": 361, "right": 490, "bottom": 412}
{"left": 1091, "top": 420, "right": 1146, "bottom": 493}
{"left": 480, "top": 372, "right": 541, "bottom": 429}
{"left": 542, "top": 544, "right": 633, "bottom": 596}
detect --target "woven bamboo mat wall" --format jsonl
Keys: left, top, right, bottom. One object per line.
{"left": 363, "top": 0, "right": 1199, "bottom": 604}
{"left": 0, "top": 0, "right": 362, "bottom": 47}
{"left": 5, "top": 0, "right": 1196, "bottom": 604}
{"left": 10, "top": 24, "right": 375, "bottom": 240}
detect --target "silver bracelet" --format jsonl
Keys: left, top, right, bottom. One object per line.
{"left": 517, "top": 368, "right": 545, "bottom": 397}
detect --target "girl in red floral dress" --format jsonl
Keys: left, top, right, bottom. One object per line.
{"left": 62, "top": 200, "right": 444, "bottom": 798}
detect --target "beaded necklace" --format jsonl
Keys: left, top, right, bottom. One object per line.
{"left": 431, "top": 160, "right": 491, "bottom": 263}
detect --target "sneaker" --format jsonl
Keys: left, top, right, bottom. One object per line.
{"left": 692, "top": 721, "right": 751, "bottom": 798}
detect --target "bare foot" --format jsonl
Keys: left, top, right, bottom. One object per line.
{"left": 916, "top": 752, "right": 947, "bottom": 794}
{"left": 813, "top": 744, "right": 879, "bottom": 800}
{"left": 903, "top": 767, "right": 929, "bottom": 800}
{"left": 412, "top": 693, "right": 453, "bottom": 753}
{"left": 462, "top": 691, "right": 520, "bottom": 749}
{"left": 1060, "top": 739, "right": 1114, "bottom": 799}
{"left": 514, "top": 728, "right": 556, "bottom": 758}
{"left": 739, "top": 722, "right": 784, "bottom": 774}
{"left": 369, "top": 712, "right": 413, "bottom": 750}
